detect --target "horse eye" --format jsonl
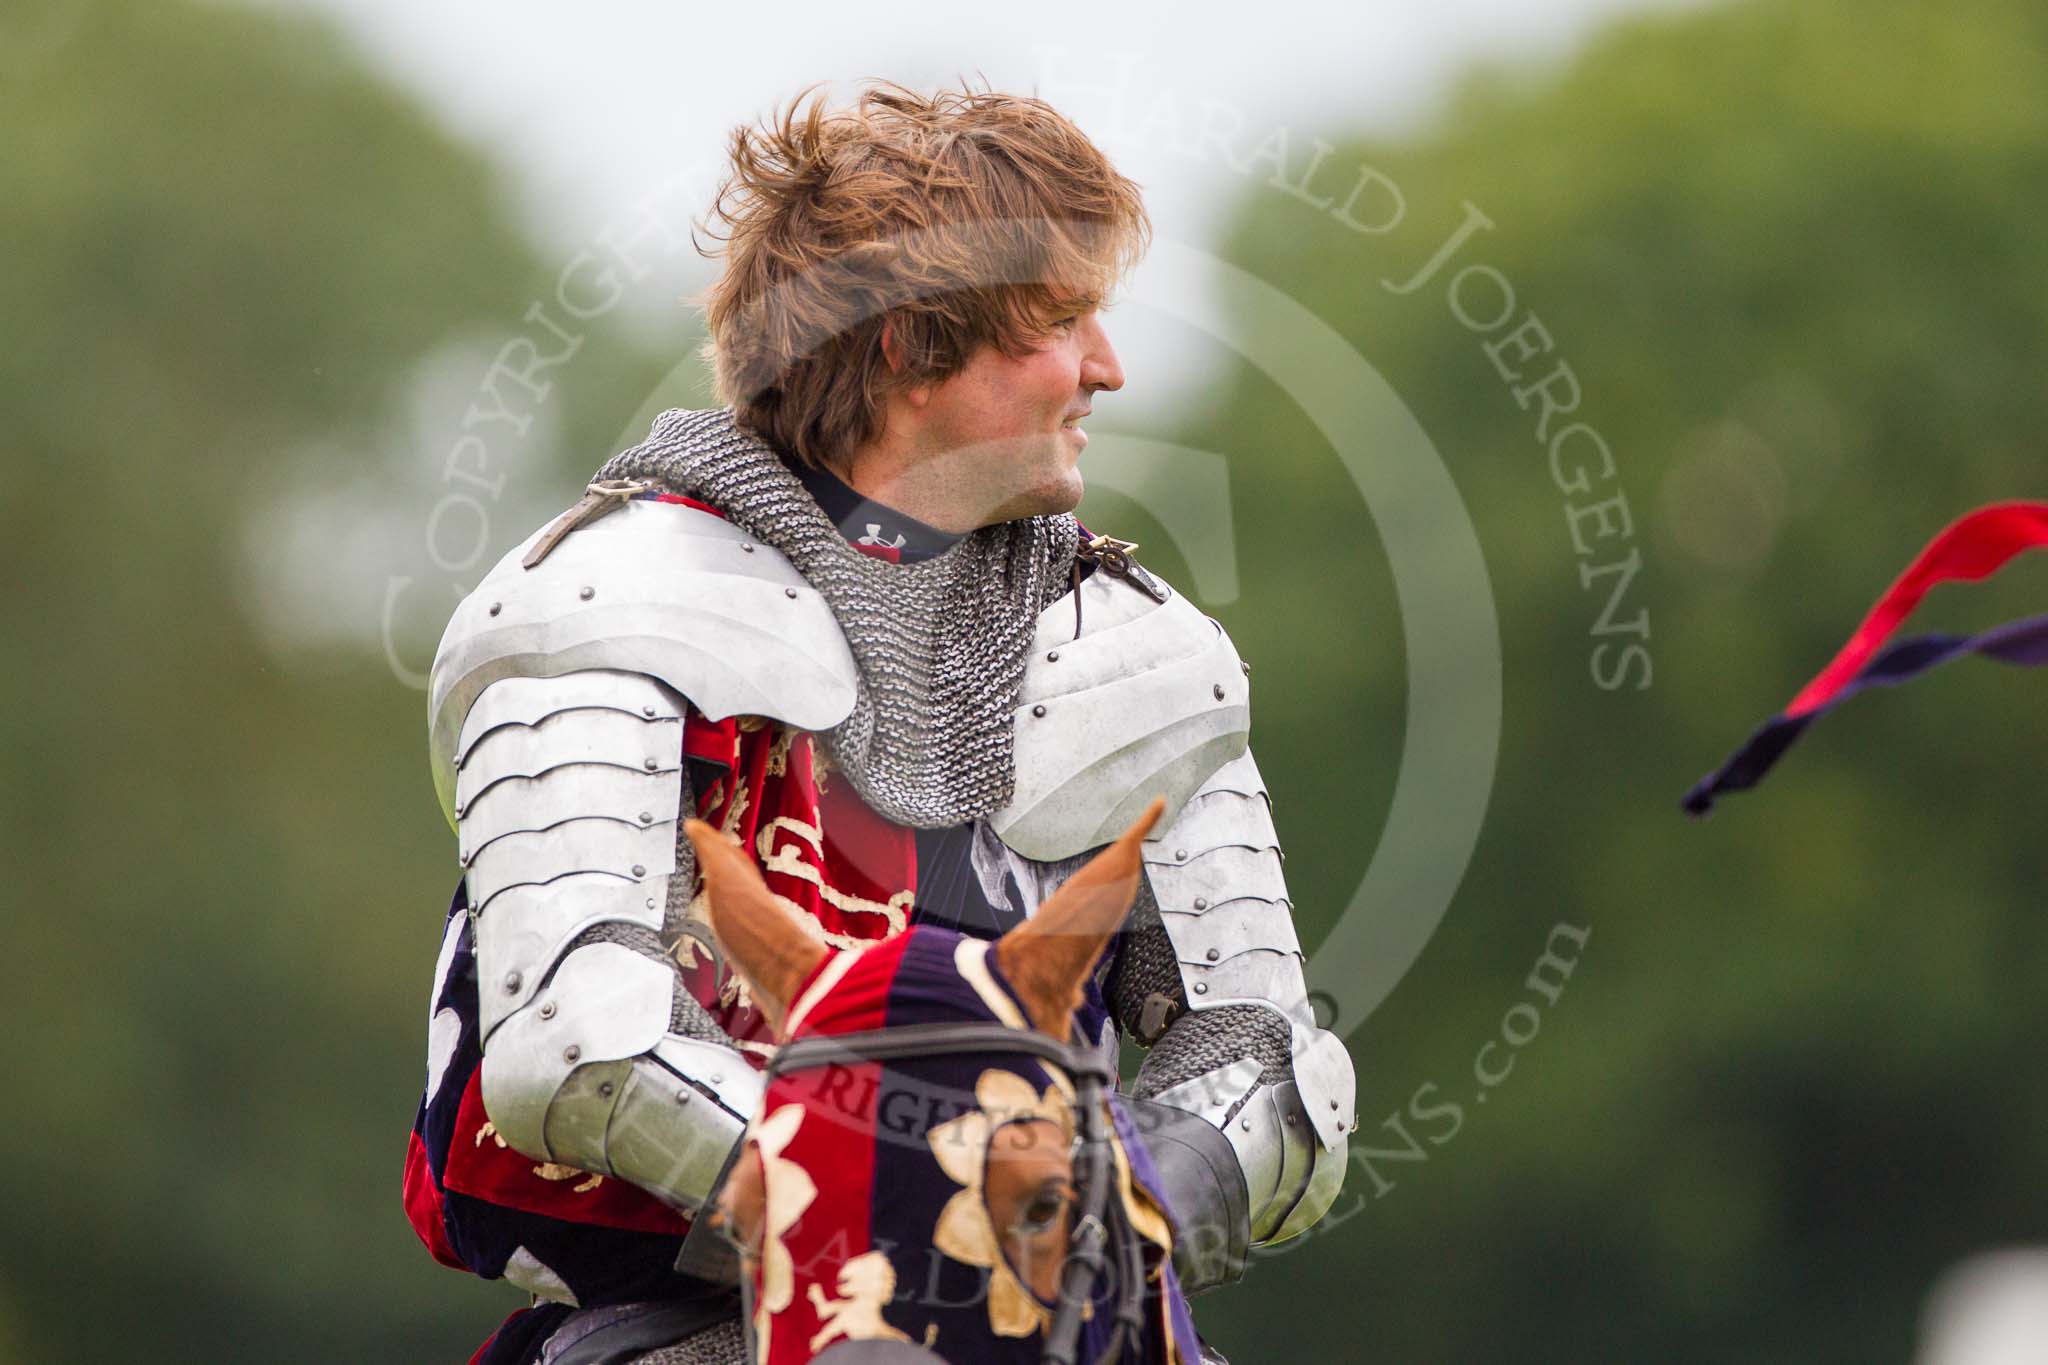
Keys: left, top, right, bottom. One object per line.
{"left": 1013, "top": 1181, "right": 1068, "bottom": 1234}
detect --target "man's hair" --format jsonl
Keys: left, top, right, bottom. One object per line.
{"left": 693, "top": 78, "right": 1151, "bottom": 472}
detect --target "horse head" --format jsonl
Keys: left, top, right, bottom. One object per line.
{"left": 683, "top": 799, "right": 1203, "bottom": 1364}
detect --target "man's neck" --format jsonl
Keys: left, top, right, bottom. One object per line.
{"left": 840, "top": 450, "right": 991, "bottom": 537}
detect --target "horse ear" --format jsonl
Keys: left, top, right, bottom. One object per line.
{"left": 682, "top": 818, "right": 827, "bottom": 1035}
{"left": 994, "top": 797, "right": 1167, "bottom": 1041}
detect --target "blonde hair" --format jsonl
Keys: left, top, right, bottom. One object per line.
{"left": 693, "top": 78, "right": 1151, "bottom": 471}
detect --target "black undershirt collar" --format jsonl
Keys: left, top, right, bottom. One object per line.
{"left": 780, "top": 452, "right": 963, "bottom": 564}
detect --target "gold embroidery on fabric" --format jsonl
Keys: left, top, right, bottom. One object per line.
{"left": 1110, "top": 1128, "right": 1173, "bottom": 1260}
{"left": 721, "top": 971, "right": 753, "bottom": 1011}
{"left": 476, "top": 1124, "right": 605, "bottom": 1193}
{"left": 764, "top": 724, "right": 795, "bottom": 777}
{"left": 756, "top": 814, "right": 823, "bottom": 861}
{"left": 811, "top": 735, "right": 833, "bottom": 795}
{"left": 926, "top": 1070, "right": 1073, "bottom": 1339}
{"left": 751, "top": 1104, "right": 818, "bottom": 1357}
{"left": 758, "top": 816, "right": 913, "bottom": 934}
{"left": 768, "top": 890, "right": 879, "bottom": 951}
{"left": 806, "top": 1250, "right": 910, "bottom": 1351}
{"left": 669, "top": 923, "right": 713, "bottom": 972}
{"left": 696, "top": 729, "right": 913, "bottom": 1023}
{"left": 718, "top": 783, "right": 751, "bottom": 840}
{"left": 533, "top": 1163, "right": 605, "bottom": 1193}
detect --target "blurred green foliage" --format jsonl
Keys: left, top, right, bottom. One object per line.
{"left": 4, "top": 0, "right": 2044, "bottom": 1361}
{"left": 1, "top": 0, "right": 668, "bottom": 1358}
{"left": 1133, "top": 2, "right": 2048, "bottom": 1362}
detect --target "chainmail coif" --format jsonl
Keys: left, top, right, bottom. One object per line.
{"left": 596, "top": 406, "right": 1081, "bottom": 829}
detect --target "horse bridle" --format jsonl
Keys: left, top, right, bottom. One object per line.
{"left": 762, "top": 1022, "right": 1152, "bottom": 1365}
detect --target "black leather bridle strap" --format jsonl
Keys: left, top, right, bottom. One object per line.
{"left": 766, "top": 1023, "right": 1112, "bottom": 1084}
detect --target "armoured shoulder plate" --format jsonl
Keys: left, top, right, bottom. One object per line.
{"left": 992, "top": 566, "right": 1250, "bottom": 861}
{"left": 428, "top": 498, "right": 857, "bottom": 825}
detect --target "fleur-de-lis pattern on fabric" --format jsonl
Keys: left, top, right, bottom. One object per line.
{"left": 751, "top": 1104, "right": 818, "bottom": 1319}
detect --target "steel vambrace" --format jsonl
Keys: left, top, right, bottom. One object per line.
{"left": 1128, "top": 750, "right": 1357, "bottom": 1275}
{"left": 456, "top": 669, "right": 760, "bottom": 1212}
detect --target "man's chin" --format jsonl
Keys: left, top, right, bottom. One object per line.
{"left": 1044, "top": 470, "right": 1084, "bottom": 516}
{"left": 1034, "top": 470, "right": 1085, "bottom": 520}
{"left": 976, "top": 472, "right": 1083, "bottom": 527}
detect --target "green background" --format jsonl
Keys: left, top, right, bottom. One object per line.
{"left": 5, "top": 0, "right": 2043, "bottom": 1359}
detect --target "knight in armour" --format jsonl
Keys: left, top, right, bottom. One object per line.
{"left": 405, "top": 78, "right": 1357, "bottom": 1365}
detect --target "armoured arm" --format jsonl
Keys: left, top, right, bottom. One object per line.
{"left": 984, "top": 557, "right": 1355, "bottom": 1287}
{"left": 430, "top": 494, "right": 859, "bottom": 1218}
{"left": 458, "top": 669, "right": 760, "bottom": 1213}
{"left": 1108, "top": 750, "right": 1356, "bottom": 1290}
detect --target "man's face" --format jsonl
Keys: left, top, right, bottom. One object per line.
{"left": 913, "top": 305, "right": 1125, "bottom": 528}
